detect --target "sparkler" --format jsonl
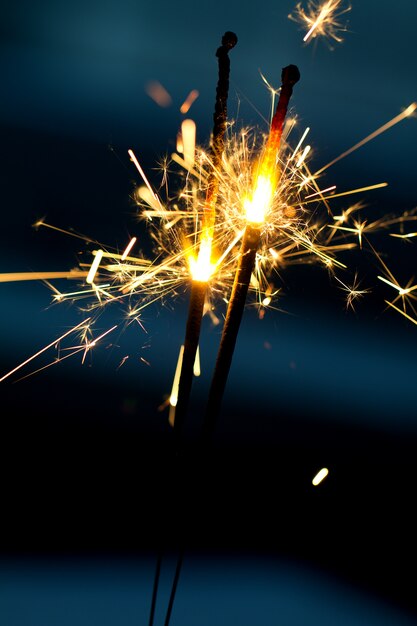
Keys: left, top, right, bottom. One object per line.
{"left": 202, "top": 64, "right": 300, "bottom": 443}
{"left": 172, "top": 31, "right": 237, "bottom": 447}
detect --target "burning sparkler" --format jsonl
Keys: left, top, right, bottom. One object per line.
{"left": 202, "top": 64, "right": 300, "bottom": 442}
{"left": 172, "top": 31, "right": 237, "bottom": 447}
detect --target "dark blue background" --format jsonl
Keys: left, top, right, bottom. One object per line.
{"left": 1, "top": 1, "right": 417, "bottom": 624}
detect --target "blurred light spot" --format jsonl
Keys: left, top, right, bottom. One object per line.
{"left": 180, "top": 89, "right": 199, "bottom": 113}
{"left": 145, "top": 80, "right": 172, "bottom": 107}
{"left": 312, "top": 467, "right": 329, "bottom": 486}
{"left": 181, "top": 119, "right": 196, "bottom": 167}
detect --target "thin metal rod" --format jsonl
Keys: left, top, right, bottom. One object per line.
{"left": 173, "top": 280, "right": 207, "bottom": 445}
{"left": 201, "top": 65, "right": 300, "bottom": 445}
{"left": 163, "top": 551, "right": 184, "bottom": 626}
{"left": 172, "top": 32, "right": 238, "bottom": 443}
{"left": 202, "top": 225, "right": 260, "bottom": 442}
{"left": 148, "top": 553, "right": 162, "bottom": 626}
{"left": 158, "top": 34, "right": 238, "bottom": 626}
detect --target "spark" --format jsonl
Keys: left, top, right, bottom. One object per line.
{"left": 128, "top": 149, "right": 163, "bottom": 210}
{"left": 169, "top": 343, "right": 185, "bottom": 428}
{"left": 121, "top": 237, "right": 137, "bottom": 261}
{"left": 385, "top": 301, "right": 417, "bottom": 326}
{"left": 0, "top": 271, "right": 88, "bottom": 283}
{"left": 53, "top": 284, "right": 111, "bottom": 302}
{"left": 171, "top": 153, "right": 208, "bottom": 182}
{"left": 81, "top": 324, "right": 117, "bottom": 365}
{"left": 180, "top": 89, "right": 199, "bottom": 114}
{"left": 295, "top": 145, "right": 311, "bottom": 167}
{"left": 303, "top": 182, "right": 388, "bottom": 205}
{"left": 290, "top": 126, "right": 310, "bottom": 161}
{"left": 193, "top": 345, "right": 201, "bottom": 377}
{"left": 375, "top": 249, "right": 417, "bottom": 320}
{"left": 33, "top": 219, "right": 97, "bottom": 244}
{"left": 378, "top": 275, "right": 417, "bottom": 298}
{"left": 305, "top": 185, "right": 336, "bottom": 199}
{"left": 0, "top": 317, "right": 91, "bottom": 383}
{"left": 181, "top": 119, "right": 196, "bottom": 168}
{"left": 334, "top": 273, "right": 370, "bottom": 310}
{"left": 312, "top": 467, "right": 329, "bottom": 486}
{"left": 315, "top": 103, "right": 417, "bottom": 176}
{"left": 289, "top": 0, "right": 351, "bottom": 46}
{"left": 116, "top": 355, "right": 130, "bottom": 370}
{"left": 391, "top": 232, "right": 417, "bottom": 239}
{"left": 86, "top": 249, "right": 103, "bottom": 284}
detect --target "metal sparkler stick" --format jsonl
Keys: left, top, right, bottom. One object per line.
{"left": 202, "top": 64, "right": 300, "bottom": 444}
{"left": 172, "top": 32, "right": 237, "bottom": 447}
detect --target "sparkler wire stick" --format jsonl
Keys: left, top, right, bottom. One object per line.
{"left": 173, "top": 279, "right": 207, "bottom": 444}
{"left": 162, "top": 33, "right": 238, "bottom": 626}
{"left": 148, "top": 553, "right": 162, "bottom": 626}
{"left": 173, "top": 32, "right": 237, "bottom": 445}
{"left": 202, "top": 64, "right": 300, "bottom": 443}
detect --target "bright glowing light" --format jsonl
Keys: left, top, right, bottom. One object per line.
{"left": 0, "top": 271, "right": 88, "bottom": 283}
{"left": 180, "top": 89, "right": 199, "bottom": 114}
{"left": 128, "top": 149, "right": 162, "bottom": 210}
{"left": 289, "top": 0, "right": 351, "bottom": 47}
{"left": 244, "top": 175, "right": 274, "bottom": 224}
{"left": 188, "top": 235, "right": 215, "bottom": 282}
{"left": 193, "top": 344, "right": 201, "bottom": 377}
{"left": 290, "top": 126, "right": 310, "bottom": 160}
{"left": 305, "top": 185, "right": 336, "bottom": 199}
{"left": 385, "top": 301, "right": 417, "bottom": 326}
{"left": 181, "top": 118, "right": 196, "bottom": 168}
{"left": 121, "top": 237, "right": 137, "bottom": 261}
{"left": 169, "top": 342, "right": 200, "bottom": 418}
{"left": 86, "top": 249, "right": 103, "bottom": 284}
{"left": 295, "top": 144, "right": 311, "bottom": 167}
{"left": 312, "top": 467, "right": 329, "bottom": 486}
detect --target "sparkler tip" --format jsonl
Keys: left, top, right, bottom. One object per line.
{"left": 221, "top": 31, "right": 238, "bottom": 49}
{"left": 282, "top": 64, "right": 301, "bottom": 86}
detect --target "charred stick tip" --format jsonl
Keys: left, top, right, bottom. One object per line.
{"left": 281, "top": 64, "right": 301, "bottom": 87}
{"left": 217, "top": 31, "right": 238, "bottom": 57}
{"left": 222, "top": 31, "right": 238, "bottom": 49}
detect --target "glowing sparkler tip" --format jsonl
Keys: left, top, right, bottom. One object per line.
{"left": 189, "top": 236, "right": 215, "bottom": 282}
{"left": 244, "top": 174, "right": 273, "bottom": 224}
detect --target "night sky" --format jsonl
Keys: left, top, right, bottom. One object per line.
{"left": 1, "top": 1, "right": 417, "bottom": 624}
